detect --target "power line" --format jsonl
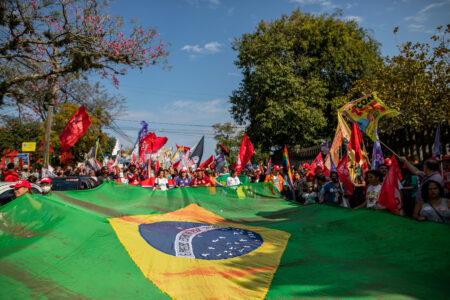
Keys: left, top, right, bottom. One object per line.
{"left": 115, "top": 118, "right": 246, "bottom": 128}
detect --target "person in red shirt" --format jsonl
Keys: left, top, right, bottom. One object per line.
{"left": 3, "top": 163, "right": 19, "bottom": 182}
{"left": 126, "top": 163, "right": 141, "bottom": 186}
{"left": 190, "top": 168, "right": 211, "bottom": 187}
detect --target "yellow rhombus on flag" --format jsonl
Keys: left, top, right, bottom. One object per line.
{"left": 109, "top": 204, "right": 290, "bottom": 300}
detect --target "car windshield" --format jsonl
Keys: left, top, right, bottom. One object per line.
{"left": 52, "top": 178, "right": 79, "bottom": 191}
{"left": 0, "top": 189, "right": 15, "bottom": 205}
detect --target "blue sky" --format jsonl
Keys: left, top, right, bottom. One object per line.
{"left": 77, "top": 0, "right": 450, "bottom": 157}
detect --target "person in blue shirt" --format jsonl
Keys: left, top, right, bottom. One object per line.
{"left": 175, "top": 168, "right": 191, "bottom": 188}
{"left": 319, "top": 171, "right": 346, "bottom": 206}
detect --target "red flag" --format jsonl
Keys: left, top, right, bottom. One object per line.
{"left": 176, "top": 144, "right": 190, "bottom": 152}
{"left": 219, "top": 144, "right": 229, "bottom": 155}
{"left": 199, "top": 155, "right": 214, "bottom": 169}
{"left": 140, "top": 132, "right": 168, "bottom": 161}
{"left": 172, "top": 160, "right": 181, "bottom": 170}
{"left": 59, "top": 105, "right": 91, "bottom": 152}
{"left": 349, "top": 122, "right": 362, "bottom": 163}
{"left": 145, "top": 134, "right": 168, "bottom": 153}
{"left": 154, "top": 160, "right": 160, "bottom": 176}
{"left": 311, "top": 153, "right": 327, "bottom": 175}
{"left": 378, "top": 155, "right": 402, "bottom": 214}
{"left": 232, "top": 134, "right": 255, "bottom": 175}
{"left": 336, "top": 154, "right": 353, "bottom": 195}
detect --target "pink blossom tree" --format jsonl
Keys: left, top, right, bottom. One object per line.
{"left": 0, "top": 0, "right": 169, "bottom": 166}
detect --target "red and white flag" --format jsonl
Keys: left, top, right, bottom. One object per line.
{"left": 378, "top": 155, "right": 402, "bottom": 214}
{"left": 199, "top": 155, "right": 214, "bottom": 169}
{"left": 59, "top": 105, "right": 91, "bottom": 152}
{"left": 232, "top": 134, "right": 255, "bottom": 175}
{"left": 336, "top": 154, "right": 353, "bottom": 195}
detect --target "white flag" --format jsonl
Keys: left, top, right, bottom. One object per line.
{"left": 112, "top": 139, "right": 121, "bottom": 156}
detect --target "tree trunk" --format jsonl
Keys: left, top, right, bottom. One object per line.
{"left": 43, "top": 103, "right": 54, "bottom": 168}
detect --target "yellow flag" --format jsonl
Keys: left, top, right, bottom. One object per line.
{"left": 340, "top": 92, "right": 399, "bottom": 141}
{"left": 109, "top": 204, "right": 290, "bottom": 300}
{"left": 21, "top": 142, "right": 36, "bottom": 152}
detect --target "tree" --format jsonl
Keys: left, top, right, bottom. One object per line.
{"left": 230, "top": 9, "right": 381, "bottom": 152}
{"left": 0, "top": 116, "right": 42, "bottom": 159}
{"left": 212, "top": 122, "right": 269, "bottom": 166}
{"left": 47, "top": 103, "right": 114, "bottom": 164}
{"left": 345, "top": 25, "right": 449, "bottom": 133}
{"left": 0, "top": 0, "right": 169, "bottom": 166}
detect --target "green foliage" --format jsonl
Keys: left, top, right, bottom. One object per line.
{"left": 0, "top": 117, "right": 42, "bottom": 159}
{"left": 346, "top": 25, "right": 449, "bottom": 132}
{"left": 231, "top": 9, "right": 381, "bottom": 151}
{"left": 48, "top": 103, "right": 114, "bottom": 164}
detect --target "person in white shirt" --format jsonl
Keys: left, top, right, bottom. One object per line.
{"left": 354, "top": 170, "right": 385, "bottom": 210}
{"left": 154, "top": 170, "right": 168, "bottom": 191}
{"left": 226, "top": 170, "right": 241, "bottom": 187}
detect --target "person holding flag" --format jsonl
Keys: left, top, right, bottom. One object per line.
{"left": 264, "top": 165, "right": 285, "bottom": 192}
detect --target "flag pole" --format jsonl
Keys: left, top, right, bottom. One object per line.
{"left": 378, "top": 140, "right": 401, "bottom": 159}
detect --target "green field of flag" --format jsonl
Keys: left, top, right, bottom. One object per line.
{"left": 1, "top": 181, "right": 449, "bottom": 299}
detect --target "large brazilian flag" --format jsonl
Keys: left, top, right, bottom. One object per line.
{"left": 1, "top": 181, "right": 449, "bottom": 299}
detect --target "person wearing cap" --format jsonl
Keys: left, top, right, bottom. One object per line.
{"left": 0, "top": 180, "right": 31, "bottom": 206}
{"left": 40, "top": 177, "right": 53, "bottom": 195}
{"left": 190, "top": 168, "right": 211, "bottom": 187}
{"left": 11, "top": 180, "right": 32, "bottom": 199}
{"left": 175, "top": 168, "right": 191, "bottom": 187}
{"left": 226, "top": 169, "right": 241, "bottom": 187}
{"left": 302, "top": 182, "right": 317, "bottom": 205}
{"left": 4, "top": 163, "right": 19, "bottom": 182}
{"left": 264, "top": 165, "right": 285, "bottom": 192}
{"left": 126, "top": 163, "right": 141, "bottom": 186}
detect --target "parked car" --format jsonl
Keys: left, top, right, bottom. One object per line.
{"left": 0, "top": 181, "right": 42, "bottom": 206}
{"left": 50, "top": 177, "right": 96, "bottom": 191}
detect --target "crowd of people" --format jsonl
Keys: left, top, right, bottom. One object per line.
{"left": 1, "top": 154, "right": 449, "bottom": 224}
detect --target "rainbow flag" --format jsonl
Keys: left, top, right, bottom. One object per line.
{"left": 282, "top": 145, "right": 293, "bottom": 187}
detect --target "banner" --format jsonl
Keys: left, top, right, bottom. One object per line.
{"left": 21, "top": 142, "right": 36, "bottom": 152}
{"left": 340, "top": 92, "right": 399, "bottom": 141}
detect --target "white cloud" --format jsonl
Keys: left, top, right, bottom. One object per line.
{"left": 125, "top": 99, "right": 228, "bottom": 125}
{"left": 181, "top": 41, "right": 222, "bottom": 55}
{"left": 407, "top": 24, "right": 433, "bottom": 33}
{"left": 404, "top": 1, "right": 449, "bottom": 23}
{"left": 290, "top": 0, "right": 338, "bottom": 9}
{"left": 186, "top": 0, "right": 220, "bottom": 8}
{"left": 344, "top": 15, "right": 363, "bottom": 23}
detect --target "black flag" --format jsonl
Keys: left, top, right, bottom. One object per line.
{"left": 189, "top": 136, "right": 204, "bottom": 168}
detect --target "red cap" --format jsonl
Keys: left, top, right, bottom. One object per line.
{"left": 10, "top": 180, "right": 32, "bottom": 189}
{"left": 196, "top": 168, "right": 201, "bottom": 171}
{"left": 181, "top": 167, "right": 188, "bottom": 172}
{"left": 256, "top": 168, "right": 261, "bottom": 172}
{"left": 384, "top": 158, "right": 392, "bottom": 166}
{"left": 302, "top": 163, "right": 310, "bottom": 169}
{"left": 41, "top": 177, "right": 52, "bottom": 183}
{"left": 273, "top": 165, "right": 280, "bottom": 171}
